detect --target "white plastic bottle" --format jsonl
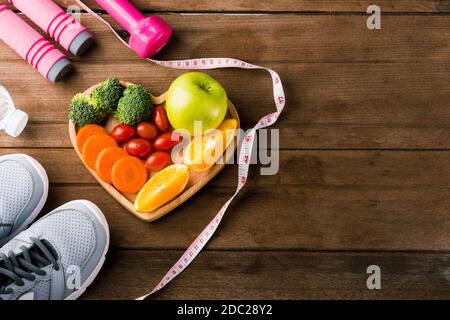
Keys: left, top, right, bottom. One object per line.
{"left": 0, "top": 85, "right": 28, "bottom": 137}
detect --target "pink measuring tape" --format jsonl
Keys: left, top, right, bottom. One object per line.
{"left": 75, "top": 0, "right": 286, "bottom": 300}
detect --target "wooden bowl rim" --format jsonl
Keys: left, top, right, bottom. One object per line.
{"left": 69, "top": 80, "right": 240, "bottom": 222}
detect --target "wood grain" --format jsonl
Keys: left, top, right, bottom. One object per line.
{"left": 7, "top": 122, "right": 450, "bottom": 150}
{"left": 5, "top": 148, "right": 450, "bottom": 188}
{"left": 1, "top": 1, "right": 449, "bottom": 300}
{"left": 1, "top": 15, "right": 450, "bottom": 150}
{"left": 35, "top": 182, "right": 450, "bottom": 251}
{"left": 69, "top": 82, "right": 240, "bottom": 221}
{"left": 3, "top": 149, "right": 450, "bottom": 251}
{"left": 2, "top": 15, "right": 450, "bottom": 63}
{"left": 4, "top": 62, "right": 450, "bottom": 126}
{"left": 52, "top": 0, "right": 450, "bottom": 13}
{"left": 82, "top": 250, "right": 450, "bottom": 300}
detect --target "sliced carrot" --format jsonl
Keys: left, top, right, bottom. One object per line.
{"left": 82, "top": 134, "right": 118, "bottom": 170}
{"left": 111, "top": 156, "right": 148, "bottom": 194}
{"left": 76, "top": 124, "right": 106, "bottom": 152}
{"left": 95, "top": 147, "right": 128, "bottom": 184}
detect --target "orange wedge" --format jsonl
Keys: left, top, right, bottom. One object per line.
{"left": 134, "top": 164, "right": 190, "bottom": 213}
{"left": 183, "top": 119, "right": 238, "bottom": 172}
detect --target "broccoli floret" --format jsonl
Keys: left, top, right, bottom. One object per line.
{"left": 114, "top": 84, "right": 153, "bottom": 125}
{"left": 91, "top": 77, "right": 124, "bottom": 115}
{"left": 68, "top": 93, "right": 104, "bottom": 127}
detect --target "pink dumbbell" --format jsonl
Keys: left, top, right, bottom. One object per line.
{"left": 9, "top": 0, "right": 93, "bottom": 56}
{"left": 95, "top": 0, "right": 172, "bottom": 58}
{"left": 0, "top": 4, "right": 71, "bottom": 82}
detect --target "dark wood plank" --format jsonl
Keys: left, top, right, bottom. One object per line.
{"left": 2, "top": 10, "right": 449, "bottom": 254}
{"left": 1, "top": 2, "right": 449, "bottom": 301}
{"left": 82, "top": 250, "right": 450, "bottom": 299}
{"left": 4, "top": 148, "right": 450, "bottom": 251}
{"left": 1, "top": 15, "right": 450, "bottom": 149}
{"left": 54, "top": 0, "right": 450, "bottom": 13}
{"left": 5, "top": 148, "right": 450, "bottom": 188}
{"left": 2, "top": 14, "right": 450, "bottom": 63}
{"left": 6, "top": 122, "right": 450, "bottom": 150}
{"left": 2, "top": 61, "right": 450, "bottom": 150}
{"left": 4, "top": 62, "right": 450, "bottom": 125}
{"left": 36, "top": 182, "right": 450, "bottom": 251}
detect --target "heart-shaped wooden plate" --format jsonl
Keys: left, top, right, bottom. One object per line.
{"left": 69, "top": 81, "right": 240, "bottom": 222}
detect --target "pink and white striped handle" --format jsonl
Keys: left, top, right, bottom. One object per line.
{"left": 75, "top": 0, "right": 286, "bottom": 300}
{"left": 10, "top": 0, "right": 88, "bottom": 52}
{"left": 0, "top": 4, "right": 66, "bottom": 80}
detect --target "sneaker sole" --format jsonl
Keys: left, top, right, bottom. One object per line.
{"left": 63, "top": 200, "right": 110, "bottom": 300}
{"left": 0, "top": 154, "right": 49, "bottom": 247}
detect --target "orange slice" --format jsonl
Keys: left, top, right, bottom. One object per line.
{"left": 183, "top": 119, "right": 237, "bottom": 172}
{"left": 134, "top": 164, "right": 190, "bottom": 213}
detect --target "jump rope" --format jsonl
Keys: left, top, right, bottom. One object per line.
{"left": 0, "top": 0, "right": 287, "bottom": 299}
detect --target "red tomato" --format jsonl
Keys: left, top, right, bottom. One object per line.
{"left": 125, "top": 139, "right": 153, "bottom": 159}
{"left": 153, "top": 132, "right": 182, "bottom": 151}
{"left": 145, "top": 152, "right": 172, "bottom": 171}
{"left": 137, "top": 121, "right": 159, "bottom": 140}
{"left": 110, "top": 124, "right": 137, "bottom": 143}
{"left": 152, "top": 106, "right": 170, "bottom": 132}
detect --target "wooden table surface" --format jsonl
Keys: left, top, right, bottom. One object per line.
{"left": 1, "top": 0, "right": 450, "bottom": 300}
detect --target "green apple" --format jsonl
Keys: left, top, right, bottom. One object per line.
{"left": 166, "top": 72, "right": 228, "bottom": 136}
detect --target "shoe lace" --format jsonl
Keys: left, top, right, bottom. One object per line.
{"left": 0, "top": 237, "right": 59, "bottom": 298}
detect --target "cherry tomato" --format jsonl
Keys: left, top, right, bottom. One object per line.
{"left": 110, "top": 124, "right": 137, "bottom": 143}
{"left": 152, "top": 106, "right": 170, "bottom": 132}
{"left": 153, "top": 132, "right": 183, "bottom": 151}
{"left": 136, "top": 121, "right": 159, "bottom": 140}
{"left": 145, "top": 152, "right": 172, "bottom": 171}
{"left": 125, "top": 139, "right": 153, "bottom": 159}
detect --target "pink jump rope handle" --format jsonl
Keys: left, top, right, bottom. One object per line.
{"left": 0, "top": 5, "right": 71, "bottom": 82}
{"left": 95, "top": 0, "right": 172, "bottom": 58}
{"left": 9, "top": 0, "right": 93, "bottom": 56}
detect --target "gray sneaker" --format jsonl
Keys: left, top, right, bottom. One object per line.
{"left": 0, "top": 200, "right": 110, "bottom": 300}
{"left": 0, "top": 154, "right": 49, "bottom": 246}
